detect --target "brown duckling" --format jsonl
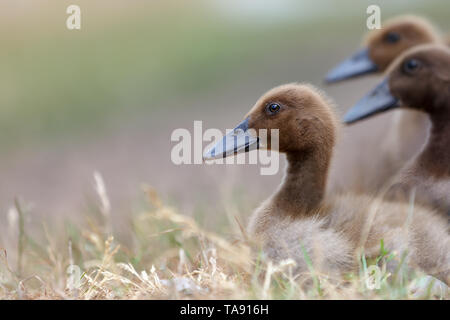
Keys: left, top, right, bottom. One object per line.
{"left": 344, "top": 44, "right": 450, "bottom": 218}
{"left": 204, "top": 83, "right": 450, "bottom": 284}
{"left": 326, "top": 15, "right": 441, "bottom": 83}
{"left": 326, "top": 15, "right": 445, "bottom": 192}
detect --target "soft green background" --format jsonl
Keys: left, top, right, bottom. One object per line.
{"left": 2, "top": 0, "right": 448, "bottom": 148}
{"left": 0, "top": 0, "right": 449, "bottom": 227}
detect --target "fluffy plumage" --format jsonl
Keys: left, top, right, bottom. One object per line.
{"left": 241, "top": 83, "right": 449, "bottom": 283}
{"left": 329, "top": 15, "right": 446, "bottom": 193}
{"left": 381, "top": 44, "right": 450, "bottom": 215}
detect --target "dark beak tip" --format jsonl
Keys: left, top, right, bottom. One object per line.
{"left": 324, "top": 76, "right": 336, "bottom": 84}
{"left": 324, "top": 69, "right": 346, "bottom": 84}
{"left": 202, "top": 149, "right": 214, "bottom": 161}
{"left": 324, "top": 48, "right": 378, "bottom": 85}
{"left": 342, "top": 78, "right": 398, "bottom": 125}
{"left": 342, "top": 117, "right": 356, "bottom": 125}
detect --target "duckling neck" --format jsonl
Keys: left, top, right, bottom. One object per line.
{"left": 418, "top": 113, "right": 450, "bottom": 177}
{"left": 273, "top": 148, "right": 331, "bottom": 216}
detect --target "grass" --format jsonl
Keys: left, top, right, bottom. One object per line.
{"left": 0, "top": 173, "right": 446, "bottom": 300}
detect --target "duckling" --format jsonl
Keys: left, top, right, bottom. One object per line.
{"left": 343, "top": 44, "right": 450, "bottom": 217}
{"left": 326, "top": 15, "right": 445, "bottom": 192}
{"left": 326, "top": 15, "right": 441, "bottom": 83}
{"left": 204, "top": 83, "right": 450, "bottom": 284}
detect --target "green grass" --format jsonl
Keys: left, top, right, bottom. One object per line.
{"left": 0, "top": 186, "right": 446, "bottom": 300}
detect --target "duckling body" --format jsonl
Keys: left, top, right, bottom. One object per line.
{"left": 326, "top": 15, "right": 445, "bottom": 192}
{"left": 388, "top": 116, "right": 450, "bottom": 214}
{"left": 392, "top": 168, "right": 450, "bottom": 214}
{"left": 249, "top": 193, "right": 449, "bottom": 282}
{"left": 344, "top": 45, "right": 450, "bottom": 216}
{"left": 381, "top": 109, "right": 429, "bottom": 171}
{"left": 204, "top": 83, "right": 450, "bottom": 284}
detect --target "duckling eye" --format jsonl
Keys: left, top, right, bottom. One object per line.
{"left": 267, "top": 103, "right": 281, "bottom": 114}
{"left": 402, "top": 58, "right": 421, "bottom": 74}
{"left": 385, "top": 32, "right": 401, "bottom": 43}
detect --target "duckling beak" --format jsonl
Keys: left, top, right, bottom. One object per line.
{"left": 325, "top": 48, "right": 378, "bottom": 83}
{"left": 203, "top": 118, "right": 259, "bottom": 160}
{"left": 343, "top": 78, "right": 399, "bottom": 124}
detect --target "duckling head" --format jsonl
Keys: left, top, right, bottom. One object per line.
{"left": 203, "top": 83, "right": 338, "bottom": 160}
{"left": 325, "top": 15, "right": 440, "bottom": 83}
{"left": 343, "top": 44, "right": 450, "bottom": 124}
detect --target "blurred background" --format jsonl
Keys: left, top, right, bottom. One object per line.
{"left": 0, "top": 0, "right": 449, "bottom": 238}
